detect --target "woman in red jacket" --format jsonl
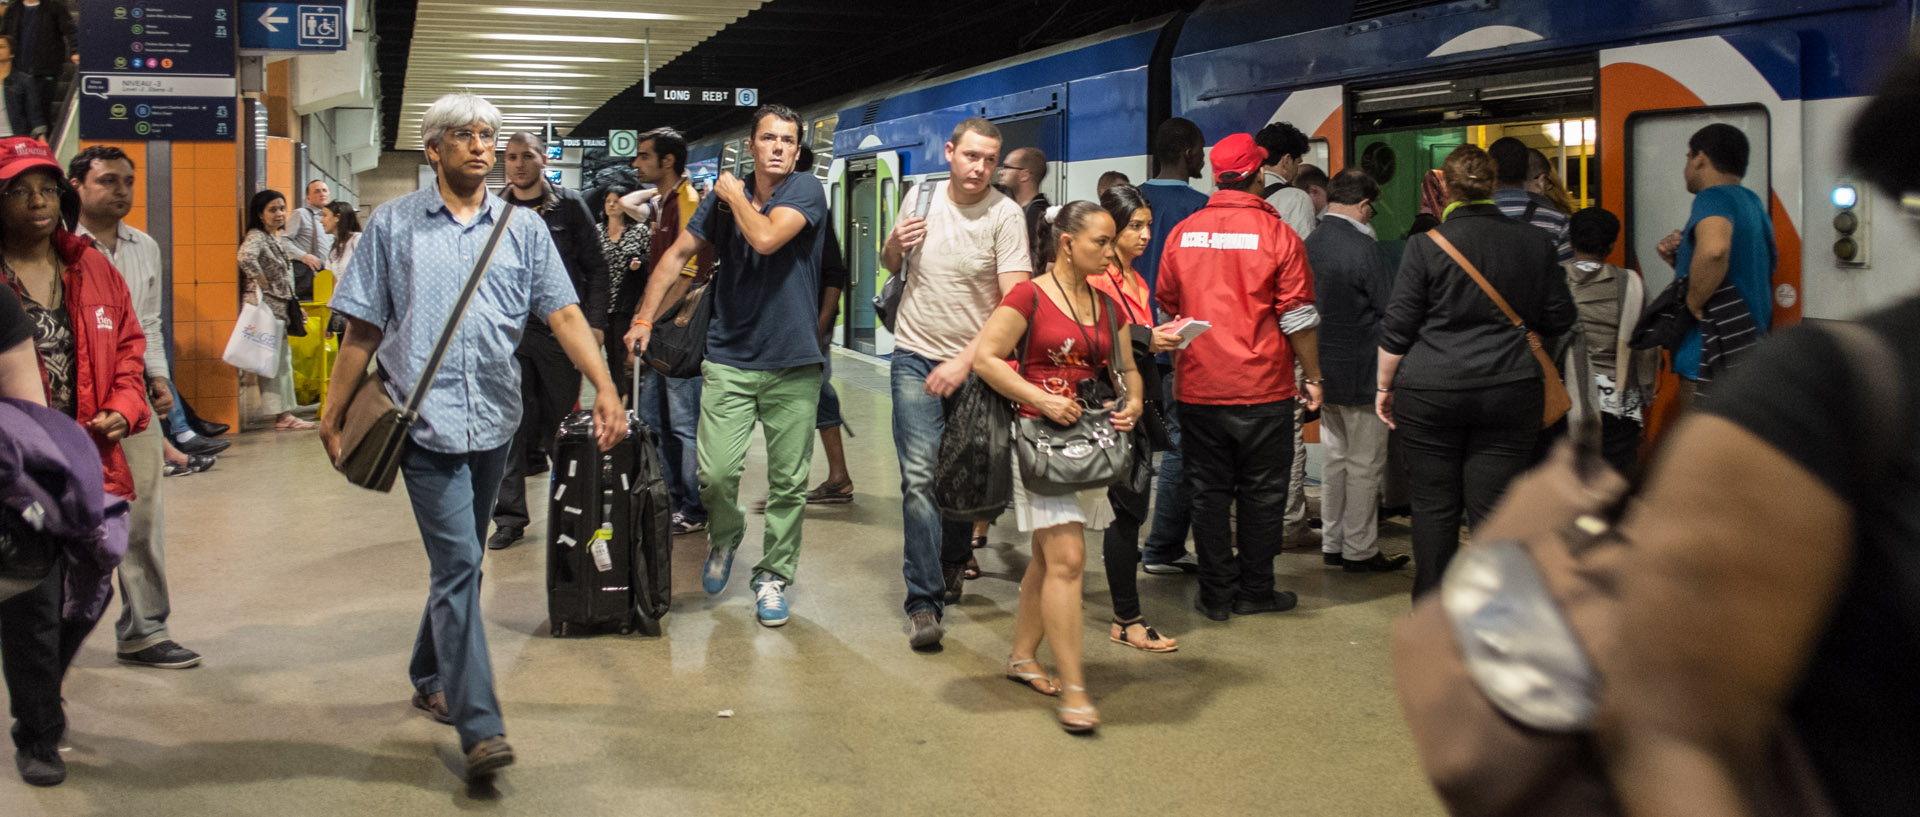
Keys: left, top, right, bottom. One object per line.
{"left": 0, "top": 135, "right": 147, "bottom": 787}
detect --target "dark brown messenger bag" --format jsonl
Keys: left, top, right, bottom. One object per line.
{"left": 330, "top": 205, "right": 516, "bottom": 492}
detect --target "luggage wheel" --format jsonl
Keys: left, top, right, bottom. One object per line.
{"left": 551, "top": 623, "right": 565, "bottom": 637}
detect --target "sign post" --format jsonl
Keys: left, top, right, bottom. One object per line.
{"left": 655, "top": 86, "right": 760, "bottom": 107}
{"left": 607, "top": 130, "right": 638, "bottom": 158}
{"left": 79, "top": 0, "right": 239, "bottom": 141}
{"left": 237, "top": 2, "right": 347, "bottom": 52}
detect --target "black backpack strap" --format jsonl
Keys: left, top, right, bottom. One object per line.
{"left": 1264, "top": 181, "right": 1286, "bottom": 198}
{"left": 1522, "top": 199, "right": 1540, "bottom": 224}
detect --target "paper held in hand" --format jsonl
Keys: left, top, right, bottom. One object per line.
{"left": 1159, "top": 318, "right": 1212, "bottom": 349}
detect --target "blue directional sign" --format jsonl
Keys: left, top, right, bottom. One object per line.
{"left": 79, "top": 0, "right": 238, "bottom": 141}
{"left": 238, "top": 2, "right": 346, "bottom": 52}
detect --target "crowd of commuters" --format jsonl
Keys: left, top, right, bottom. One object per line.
{"left": 3, "top": 34, "right": 1915, "bottom": 811}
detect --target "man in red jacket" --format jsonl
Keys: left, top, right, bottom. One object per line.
{"left": 1156, "top": 132, "right": 1324, "bottom": 622}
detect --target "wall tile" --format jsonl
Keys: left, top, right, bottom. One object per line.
{"left": 171, "top": 243, "right": 197, "bottom": 286}
{"left": 172, "top": 281, "right": 200, "bottom": 323}
{"left": 196, "top": 207, "right": 237, "bottom": 245}
{"left": 195, "top": 142, "right": 238, "bottom": 170}
{"left": 197, "top": 393, "right": 239, "bottom": 428}
{"left": 189, "top": 319, "right": 228, "bottom": 362}
{"left": 197, "top": 244, "right": 238, "bottom": 285}
{"left": 195, "top": 169, "right": 235, "bottom": 212}
{"left": 196, "top": 282, "right": 237, "bottom": 325}
{"left": 194, "top": 358, "right": 238, "bottom": 398}
{"left": 168, "top": 362, "right": 197, "bottom": 398}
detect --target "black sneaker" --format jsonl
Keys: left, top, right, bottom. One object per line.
{"left": 1143, "top": 555, "right": 1199, "bottom": 575}
{"left": 15, "top": 746, "right": 65, "bottom": 786}
{"left": 940, "top": 562, "right": 966, "bottom": 604}
{"left": 118, "top": 640, "right": 203, "bottom": 669}
{"left": 1322, "top": 552, "right": 1343, "bottom": 566}
{"left": 1193, "top": 597, "right": 1231, "bottom": 622}
{"left": 175, "top": 435, "right": 231, "bottom": 456}
{"left": 1233, "top": 591, "right": 1300, "bottom": 616}
{"left": 1343, "top": 552, "right": 1412, "bottom": 573}
{"left": 487, "top": 526, "right": 524, "bottom": 550}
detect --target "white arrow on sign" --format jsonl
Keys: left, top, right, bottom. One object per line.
{"left": 259, "top": 6, "right": 290, "bottom": 32}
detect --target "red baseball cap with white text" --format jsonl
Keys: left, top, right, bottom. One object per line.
{"left": 1210, "top": 133, "right": 1267, "bottom": 184}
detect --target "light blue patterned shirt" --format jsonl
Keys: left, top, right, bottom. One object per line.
{"left": 330, "top": 188, "right": 577, "bottom": 454}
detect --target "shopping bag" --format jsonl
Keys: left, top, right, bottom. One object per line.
{"left": 222, "top": 293, "right": 284, "bottom": 377}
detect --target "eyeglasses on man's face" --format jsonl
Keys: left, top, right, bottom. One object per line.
{"left": 3, "top": 183, "right": 62, "bottom": 202}
{"left": 446, "top": 129, "right": 497, "bottom": 147}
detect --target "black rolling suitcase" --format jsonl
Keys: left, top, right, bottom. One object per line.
{"left": 544, "top": 379, "right": 674, "bottom": 637}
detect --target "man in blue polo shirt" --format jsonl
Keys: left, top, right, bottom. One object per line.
{"left": 1655, "top": 122, "right": 1775, "bottom": 409}
{"left": 625, "top": 103, "right": 827, "bottom": 628}
{"left": 1137, "top": 117, "right": 1210, "bottom": 575}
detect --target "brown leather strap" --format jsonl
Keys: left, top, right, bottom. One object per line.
{"left": 1429, "top": 230, "right": 1525, "bottom": 329}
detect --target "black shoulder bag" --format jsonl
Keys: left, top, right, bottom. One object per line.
{"left": 330, "top": 205, "right": 515, "bottom": 492}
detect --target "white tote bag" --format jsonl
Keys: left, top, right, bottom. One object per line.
{"left": 222, "top": 289, "right": 284, "bottom": 377}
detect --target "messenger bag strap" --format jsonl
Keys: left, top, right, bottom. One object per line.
{"left": 1429, "top": 230, "right": 1525, "bottom": 329}
{"left": 404, "top": 203, "right": 515, "bottom": 415}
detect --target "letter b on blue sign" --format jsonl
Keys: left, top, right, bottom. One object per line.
{"left": 735, "top": 88, "right": 758, "bottom": 108}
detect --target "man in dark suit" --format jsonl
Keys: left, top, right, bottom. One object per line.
{"left": 1303, "top": 169, "right": 1408, "bottom": 573}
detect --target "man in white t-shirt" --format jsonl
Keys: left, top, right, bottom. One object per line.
{"left": 884, "top": 117, "right": 1031, "bottom": 649}
{"left": 1256, "top": 121, "right": 1318, "bottom": 241}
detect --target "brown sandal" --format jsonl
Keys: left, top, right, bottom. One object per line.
{"left": 1110, "top": 618, "right": 1178, "bottom": 653}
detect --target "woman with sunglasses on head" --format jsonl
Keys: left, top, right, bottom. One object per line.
{"left": 0, "top": 136, "right": 148, "bottom": 786}
{"left": 1089, "top": 184, "right": 1183, "bottom": 654}
{"left": 238, "top": 189, "right": 312, "bottom": 430}
{"left": 973, "top": 200, "right": 1144, "bottom": 734}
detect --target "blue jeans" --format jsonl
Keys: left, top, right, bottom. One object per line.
{"left": 401, "top": 441, "right": 511, "bottom": 752}
{"left": 3, "top": 72, "right": 55, "bottom": 135}
{"left": 892, "top": 351, "right": 974, "bottom": 617}
{"left": 637, "top": 369, "right": 706, "bottom": 523}
{"left": 1144, "top": 370, "right": 1193, "bottom": 563}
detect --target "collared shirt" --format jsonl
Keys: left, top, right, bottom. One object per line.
{"left": 330, "top": 187, "right": 578, "bottom": 454}
{"left": 77, "top": 220, "right": 167, "bottom": 380}
{"left": 1262, "top": 170, "right": 1318, "bottom": 240}
{"left": 1322, "top": 211, "right": 1376, "bottom": 239}
{"left": 285, "top": 204, "right": 333, "bottom": 263}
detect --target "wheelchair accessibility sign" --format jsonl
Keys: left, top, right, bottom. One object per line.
{"left": 297, "top": 5, "right": 343, "bottom": 48}
{"left": 238, "top": 2, "right": 347, "bottom": 51}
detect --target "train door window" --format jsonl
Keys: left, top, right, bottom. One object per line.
{"left": 992, "top": 113, "right": 1065, "bottom": 203}
{"left": 1625, "top": 106, "right": 1770, "bottom": 293}
{"left": 1307, "top": 138, "right": 1330, "bottom": 175}
{"left": 811, "top": 114, "right": 837, "bottom": 183}
{"left": 722, "top": 141, "right": 740, "bottom": 176}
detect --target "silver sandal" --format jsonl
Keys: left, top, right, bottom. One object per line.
{"left": 1004, "top": 657, "right": 1059, "bottom": 697}
{"left": 1057, "top": 684, "right": 1100, "bottom": 734}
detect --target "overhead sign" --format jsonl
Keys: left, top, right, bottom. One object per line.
{"left": 655, "top": 86, "right": 759, "bottom": 107}
{"left": 608, "top": 130, "right": 638, "bottom": 158}
{"left": 237, "top": 2, "right": 347, "bottom": 51}
{"left": 560, "top": 137, "right": 607, "bottom": 149}
{"left": 79, "top": 0, "right": 238, "bottom": 141}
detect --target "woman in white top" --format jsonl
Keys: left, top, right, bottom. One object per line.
{"left": 321, "top": 200, "right": 362, "bottom": 277}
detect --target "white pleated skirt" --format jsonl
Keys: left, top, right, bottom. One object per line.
{"left": 1010, "top": 456, "right": 1115, "bottom": 533}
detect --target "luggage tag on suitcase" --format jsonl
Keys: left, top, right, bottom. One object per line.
{"left": 591, "top": 524, "right": 614, "bottom": 572}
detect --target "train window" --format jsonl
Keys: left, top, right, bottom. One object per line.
{"left": 1625, "top": 106, "right": 1770, "bottom": 294}
{"left": 811, "top": 115, "right": 838, "bottom": 182}
{"left": 722, "top": 142, "right": 739, "bottom": 176}
{"left": 1307, "top": 139, "right": 1331, "bottom": 175}
{"left": 738, "top": 137, "right": 755, "bottom": 177}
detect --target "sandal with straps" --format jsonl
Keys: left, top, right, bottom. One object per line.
{"left": 1057, "top": 684, "right": 1100, "bottom": 734}
{"left": 1110, "top": 617, "right": 1178, "bottom": 653}
{"left": 1004, "top": 657, "right": 1058, "bottom": 697}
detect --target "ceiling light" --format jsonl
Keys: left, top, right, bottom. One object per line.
{"left": 461, "top": 70, "right": 597, "bottom": 78}
{"left": 469, "top": 54, "right": 625, "bottom": 63}
{"left": 460, "top": 83, "right": 585, "bottom": 90}
{"left": 502, "top": 63, "right": 567, "bottom": 70}
{"left": 481, "top": 6, "right": 694, "bottom": 22}
{"left": 474, "top": 33, "right": 644, "bottom": 44}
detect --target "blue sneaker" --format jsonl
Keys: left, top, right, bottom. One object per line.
{"left": 702, "top": 546, "right": 738, "bottom": 595}
{"left": 752, "top": 572, "right": 789, "bottom": 627}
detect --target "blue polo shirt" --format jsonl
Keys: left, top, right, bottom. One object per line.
{"left": 688, "top": 172, "right": 828, "bottom": 371}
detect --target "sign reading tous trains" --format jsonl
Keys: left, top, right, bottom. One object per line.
{"left": 78, "top": 0, "right": 239, "bottom": 141}
{"left": 655, "top": 86, "right": 760, "bottom": 107}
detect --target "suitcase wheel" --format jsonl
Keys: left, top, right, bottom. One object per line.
{"left": 618, "top": 624, "right": 633, "bottom": 635}
{"left": 551, "top": 623, "right": 565, "bottom": 637}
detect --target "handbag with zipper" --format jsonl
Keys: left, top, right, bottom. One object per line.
{"left": 642, "top": 281, "right": 711, "bottom": 379}
{"left": 330, "top": 205, "right": 515, "bottom": 492}
{"left": 1011, "top": 283, "right": 1136, "bottom": 496}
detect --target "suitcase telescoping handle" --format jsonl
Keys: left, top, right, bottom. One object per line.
{"left": 631, "top": 340, "right": 643, "bottom": 412}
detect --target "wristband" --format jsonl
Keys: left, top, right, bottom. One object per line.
{"left": 1377, "top": 387, "right": 1393, "bottom": 393}
{"left": 1303, "top": 378, "right": 1323, "bottom": 385}
{"left": 631, "top": 317, "right": 652, "bottom": 328}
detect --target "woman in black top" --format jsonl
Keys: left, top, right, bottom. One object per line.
{"left": 0, "top": 282, "right": 41, "bottom": 402}
{"left": 1375, "top": 145, "right": 1575, "bottom": 599}
{"left": 598, "top": 184, "right": 650, "bottom": 396}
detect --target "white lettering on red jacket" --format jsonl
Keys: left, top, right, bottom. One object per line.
{"left": 1178, "top": 231, "right": 1261, "bottom": 251}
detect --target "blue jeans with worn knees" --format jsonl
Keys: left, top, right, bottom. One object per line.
{"left": 637, "top": 368, "right": 706, "bottom": 522}
{"left": 892, "top": 351, "right": 975, "bottom": 617}
{"left": 402, "top": 441, "right": 512, "bottom": 752}
{"left": 1144, "top": 370, "right": 1193, "bottom": 564}
{"left": 816, "top": 355, "right": 845, "bottom": 431}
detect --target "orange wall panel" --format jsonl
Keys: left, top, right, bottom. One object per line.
{"left": 195, "top": 207, "right": 237, "bottom": 245}
{"left": 193, "top": 169, "right": 235, "bottom": 211}
{"left": 172, "top": 281, "right": 201, "bottom": 323}
{"left": 196, "top": 244, "right": 238, "bottom": 285}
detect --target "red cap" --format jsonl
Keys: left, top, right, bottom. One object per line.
{"left": 0, "top": 137, "right": 63, "bottom": 184}
{"left": 1210, "top": 133, "right": 1266, "bottom": 183}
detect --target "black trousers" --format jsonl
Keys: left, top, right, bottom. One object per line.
{"left": 0, "top": 560, "right": 98, "bottom": 754}
{"left": 1179, "top": 400, "right": 1296, "bottom": 608}
{"left": 1101, "top": 483, "right": 1147, "bottom": 622}
{"left": 603, "top": 316, "right": 633, "bottom": 403}
{"left": 494, "top": 328, "right": 582, "bottom": 530}
{"left": 1396, "top": 381, "right": 1541, "bottom": 600}
{"left": 1532, "top": 412, "right": 1646, "bottom": 479}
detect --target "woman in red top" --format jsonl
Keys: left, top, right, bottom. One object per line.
{"left": 1088, "top": 185, "right": 1183, "bottom": 655}
{"left": 974, "top": 200, "right": 1144, "bottom": 734}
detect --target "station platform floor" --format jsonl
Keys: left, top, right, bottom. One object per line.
{"left": 2, "top": 350, "right": 1442, "bottom": 816}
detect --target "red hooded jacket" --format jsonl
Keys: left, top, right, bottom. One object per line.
{"left": 1156, "top": 189, "right": 1316, "bottom": 406}
{"left": 2, "top": 229, "right": 150, "bottom": 498}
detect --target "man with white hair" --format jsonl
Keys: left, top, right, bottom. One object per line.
{"left": 321, "top": 93, "right": 627, "bottom": 782}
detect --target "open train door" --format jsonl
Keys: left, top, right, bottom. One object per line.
{"left": 1598, "top": 34, "right": 1804, "bottom": 441}
{"left": 840, "top": 150, "right": 904, "bottom": 356}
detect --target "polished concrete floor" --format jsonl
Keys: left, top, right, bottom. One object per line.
{"left": 2, "top": 351, "right": 1443, "bottom": 816}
